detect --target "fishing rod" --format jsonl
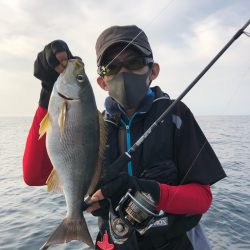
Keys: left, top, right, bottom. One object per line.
{"left": 83, "top": 19, "right": 250, "bottom": 210}
{"left": 103, "top": 18, "right": 250, "bottom": 181}
{"left": 84, "top": 17, "right": 250, "bottom": 249}
{"left": 83, "top": 20, "right": 250, "bottom": 244}
{"left": 88, "top": 19, "right": 249, "bottom": 246}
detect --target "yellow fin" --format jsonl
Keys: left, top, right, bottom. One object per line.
{"left": 58, "top": 102, "right": 67, "bottom": 135}
{"left": 87, "top": 111, "right": 107, "bottom": 195}
{"left": 46, "top": 168, "right": 63, "bottom": 193}
{"left": 39, "top": 113, "right": 51, "bottom": 139}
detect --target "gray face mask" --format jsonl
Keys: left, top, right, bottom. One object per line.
{"left": 106, "top": 71, "right": 150, "bottom": 110}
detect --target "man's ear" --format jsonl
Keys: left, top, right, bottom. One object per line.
{"left": 149, "top": 63, "right": 160, "bottom": 81}
{"left": 97, "top": 76, "right": 108, "bottom": 91}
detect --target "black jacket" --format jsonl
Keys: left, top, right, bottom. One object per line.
{"left": 96, "top": 86, "right": 226, "bottom": 250}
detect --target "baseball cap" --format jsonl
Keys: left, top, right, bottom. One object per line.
{"left": 95, "top": 25, "right": 153, "bottom": 66}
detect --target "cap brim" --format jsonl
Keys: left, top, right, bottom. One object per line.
{"left": 97, "top": 40, "right": 152, "bottom": 65}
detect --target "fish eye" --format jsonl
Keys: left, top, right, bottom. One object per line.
{"left": 76, "top": 74, "right": 85, "bottom": 83}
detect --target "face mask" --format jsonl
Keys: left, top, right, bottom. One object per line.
{"left": 106, "top": 71, "right": 150, "bottom": 110}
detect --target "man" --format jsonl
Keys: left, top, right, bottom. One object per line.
{"left": 23, "top": 25, "right": 226, "bottom": 249}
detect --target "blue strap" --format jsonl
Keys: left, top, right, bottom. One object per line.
{"left": 120, "top": 113, "right": 137, "bottom": 176}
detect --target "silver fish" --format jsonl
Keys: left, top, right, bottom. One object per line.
{"left": 39, "top": 58, "right": 106, "bottom": 249}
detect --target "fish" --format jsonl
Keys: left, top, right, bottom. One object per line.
{"left": 39, "top": 58, "right": 106, "bottom": 249}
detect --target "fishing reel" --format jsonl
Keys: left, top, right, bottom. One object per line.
{"left": 109, "top": 189, "right": 162, "bottom": 245}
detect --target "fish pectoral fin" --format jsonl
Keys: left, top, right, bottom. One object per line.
{"left": 39, "top": 113, "right": 51, "bottom": 139}
{"left": 39, "top": 217, "right": 94, "bottom": 250}
{"left": 46, "top": 169, "right": 63, "bottom": 193}
{"left": 58, "top": 102, "right": 67, "bottom": 135}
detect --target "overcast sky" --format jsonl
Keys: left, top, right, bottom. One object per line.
{"left": 0, "top": 0, "right": 249, "bottom": 116}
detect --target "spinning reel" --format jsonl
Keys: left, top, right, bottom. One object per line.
{"left": 109, "top": 189, "right": 162, "bottom": 244}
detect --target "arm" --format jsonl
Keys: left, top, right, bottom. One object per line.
{"left": 156, "top": 183, "right": 212, "bottom": 214}
{"left": 87, "top": 173, "right": 212, "bottom": 215}
{"left": 139, "top": 160, "right": 212, "bottom": 214}
{"left": 23, "top": 106, "right": 53, "bottom": 186}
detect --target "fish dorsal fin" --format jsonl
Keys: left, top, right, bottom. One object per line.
{"left": 58, "top": 102, "right": 67, "bottom": 135}
{"left": 39, "top": 113, "right": 51, "bottom": 139}
{"left": 87, "top": 111, "right": 108, "bottom": 195}
{"left": 46, "top": 168, "right": 63, "bottom": 193}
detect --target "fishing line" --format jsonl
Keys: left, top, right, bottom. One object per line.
{"left": 177, "top": 27, "right": 250, "bottom": 177}
{"left": 87, "top": 1, "right": 249, "bottom": 219}
{"left": 166, "top": 31, "right": 250, "bottom": 209}
{"left": 99, "top": 19, "right": 250, "bottom": 205}
{"left": 103, "top": 0, "right": 177, "bottom": 70}
{"left": 175, "top": 65, "right": 250, "bottom": 186}
{"left": 243, "top": 31, "right": 250, "bottom": 37}
{"left": 220, "top": 66, "right": 250, "bottom": 115}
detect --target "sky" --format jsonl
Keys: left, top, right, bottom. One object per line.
{"left": 0, "top": 0, "right": 249, "bottom": 116}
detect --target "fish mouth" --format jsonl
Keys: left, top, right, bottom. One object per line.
{"left": 58, "top": 92, "right": 74, "bottom": 100}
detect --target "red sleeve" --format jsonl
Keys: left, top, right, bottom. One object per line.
{"left": 23, "top": 106, "right": 53, "bottom": 186}
{"left": 156, "top": 183, "right": 212, "bottom": 214}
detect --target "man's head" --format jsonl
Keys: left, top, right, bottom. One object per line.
{"left": 95, "top": 25, "right": 160, "bottom": 113}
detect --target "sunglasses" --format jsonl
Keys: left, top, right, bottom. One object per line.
{"left": 98, "top": 56, "right": 154, "bottom": 76}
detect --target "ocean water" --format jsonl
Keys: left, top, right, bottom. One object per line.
{"left": 0, "top": 116, "right": 249, "bottom": 250}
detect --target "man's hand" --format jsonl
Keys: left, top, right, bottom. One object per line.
{"left": 85, "top": 173, "right": 127, "bottom": 214}
{"left": 34, "top": 40, "right": 73, "bottom": 79}
{"left": 86, "top": 173, "right": 160, "bottom": 213}
{"left": 53, "top": 51, "right": 68, "bottom": 73}
{"left": 85, "top": 189, "right": 104, "bottom": 213}
{"left": 34, "top": 40, "right": 73, "bottom": 109}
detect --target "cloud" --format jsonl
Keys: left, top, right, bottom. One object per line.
{"left": 0, "top": 0, "right": 249, "bottom": 116}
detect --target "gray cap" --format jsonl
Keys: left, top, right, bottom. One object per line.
{"left": 96, "top": 25, "right": 153, "bottom": 66}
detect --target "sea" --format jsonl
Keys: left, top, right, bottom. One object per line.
{"left": 0, "top": 116, "right": 249, "bottom": 250}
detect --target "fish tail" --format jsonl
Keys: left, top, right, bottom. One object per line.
{"left": 40, "top": 217, "right": 94, "bottom": 249}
